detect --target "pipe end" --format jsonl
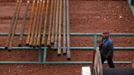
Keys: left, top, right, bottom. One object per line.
{"left": 41, "top": 44, "right": 45, "bottom": 47}
{"left": 51, "top": 42, "right": 54, "bottom": 45}
{"left": 18, "top": 44, "right": 22, "bottom": 47}
{"left": 63, "top": 53, "right": 67, "bottom": 56}
{"left": 26, "top": 44, "right": 29, "bottom": 46}
{"left": 47, "top": 45, "right": 51, "bottom": 48}
{"left": 47, "top": 45, "right": 51, "bottom": 50}
{"left": 57, "top": 54, "right": 61, "bottom": 56}
{"left": 67, "top": 58, "right": 71, "bottom": 61}
{"left": 36, "top": 45, "right": 40, "bottom": 48}
{"left": 8, "top": 50, "right": 11, "bottom": 52}
{"left": 29, "top": 45, "right": 33, "bottom": 47}
{"left": 32, "top": 46, "right": 36, "bottom": 48}
{"left": 5, "top": 46, "right": 8, "bottom": 49}
{"left": 53, "top": 48, "right": 57, "bottom": 51}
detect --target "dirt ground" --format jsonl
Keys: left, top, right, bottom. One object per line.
{"left": 0, "top": 0, "right": 134, "bottom": 75}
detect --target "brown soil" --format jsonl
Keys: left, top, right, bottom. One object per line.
{"left": 0, "top": 0, "right": 134, "bottom": 75}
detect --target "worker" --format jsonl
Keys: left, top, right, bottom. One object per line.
{"left": 99, "top": 32, "right": 115, "bottom": 68}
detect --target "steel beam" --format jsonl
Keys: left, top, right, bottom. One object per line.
{"left": 0, "top": 47, "right": 134, "bottom": 50}
{"left": 1, "top": 33, "right": 134, "bottom": 36}
{"left": 70, "top": 33, "right": 134, "bottom": 36}
{"left": 0, "top": 61, "right": 131, "bottom": 64}
{"left": 0, "top": 61, "right": 40, "bottom": 64}
{"left": 38, "top": 48, "right": 42, "bottom": 62}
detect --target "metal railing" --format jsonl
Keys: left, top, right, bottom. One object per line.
{"left": 0, "top": 33, "right": 133, "bottom": 64}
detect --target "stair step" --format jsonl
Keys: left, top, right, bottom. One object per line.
{"left": 103, "top": 68, "right": 134, "bottom": 75}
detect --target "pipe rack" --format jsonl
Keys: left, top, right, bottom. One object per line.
{"left": 1, "top": 0, "right": 134, "bottom": 64}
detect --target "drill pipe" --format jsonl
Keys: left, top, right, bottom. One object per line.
{"left": 5, "top": 0, "right": 20, "bottom": 49}
{"left": 57, "top": 0, "right": 63, "bottom": 55}
{"left": 26, "top": 0, "right": 36, "bottom": 46}
{"left": 37, "top": 0, "right": 46, "bottom": 47}
{"left": 29, "top": 0, "right": 39, "bottom": 47}
{"left": 66, "top": 0, "right": 71, "bottom": 60}
{"left": 54, "top": 0, "right": 59, "bottom": 50}
{"left": 47, "top": 0, "right": 54, "bottom": 47}
{"left": 18, "top": 0, "right": 31, "bottom": 47}
{"left": 63, "top": 0, "right": 67, "bottom": 55}
{"left": 42, "top": 0, "right": 50, "bottom": 46}
{"left": 33, "top": 0, "right": 42, "bottom": 47}
{"left": 9, "top": 0, "right": 23, "bottom": 48}
{"left": 50, "top": 0, "right": 56, "bottom": 45}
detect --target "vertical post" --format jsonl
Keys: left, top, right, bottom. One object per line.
{"left": 43, "top": 48, "right": 47, "bottom": 63}
{"left": 94, "top": 33, "right": 97, "bottom": 49}
{"left": 38, "top": 48, "right": 42, "bottom": 63}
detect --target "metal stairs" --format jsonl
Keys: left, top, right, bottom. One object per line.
{"left": 103, "top": 68, "right": 134, "bottom": 75}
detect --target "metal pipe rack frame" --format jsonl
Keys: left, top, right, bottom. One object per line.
{"left": 0, "top": 33, "right": 134, "bottom": 64}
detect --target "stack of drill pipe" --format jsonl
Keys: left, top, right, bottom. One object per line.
{"left": 26, "top": 0, "right": 36, "bottom": 46}
{"left": 42, "top": 0, "right": 50, "bottom": 46}
{"left": 29, "top": 0, "right": 40, "bottom": 47}
{"left": 47, "top": 0, "right": 54, "bottom": 47}
{"left": 39, "top": 0, "right": 71, "bottom": 59}
{"left": 58, "top": 0, "right": 71, "bottom": 60}
{"left": 24, "top": 0, "right": 59, "bottom": 48}
{"left": 5, "top": 0, "right": 22, "bottom": 49}
{"left": 18, "top": 0, "right": 31, "bottom": 47}
{"left": 5, "top": 0, "right": 71, "bottom": 60}
{"left": 32, "top": 0, "right": 42, "bottom": 47}
{"left": 36, "top": 0, "right": 46, "bottom": 47}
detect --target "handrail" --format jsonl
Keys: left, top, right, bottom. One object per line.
{"left": 1, "top": 33, "right": 134, "bottom": 36}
